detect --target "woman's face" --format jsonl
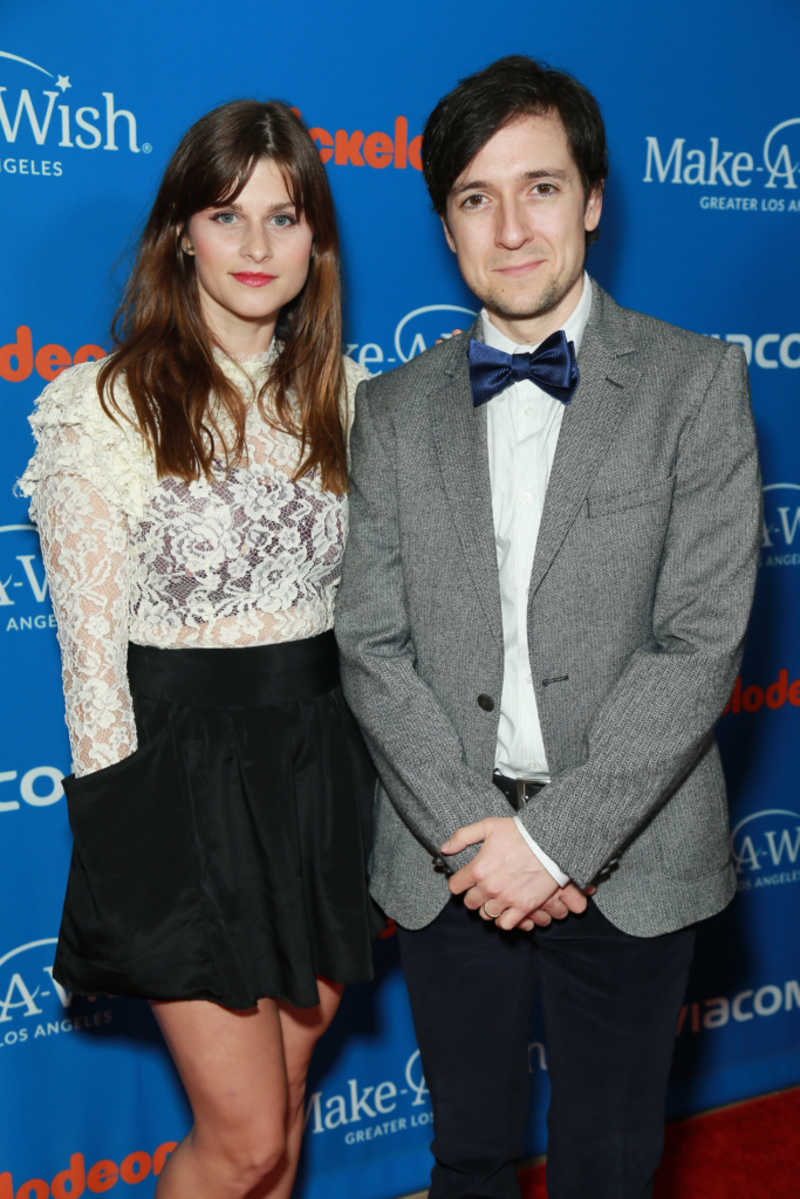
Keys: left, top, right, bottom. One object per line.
{"left": 184, "top": 157, "right": 314, "bottom": 355}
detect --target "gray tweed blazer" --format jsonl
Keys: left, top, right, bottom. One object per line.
{"left": 335, "top": 279, "right": 761, "bottom": 936}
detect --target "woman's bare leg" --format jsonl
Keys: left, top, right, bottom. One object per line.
{"left": 253, "top": 977, "right": 344, "bottom": 1199}
{"left": 152, "top": 996, "right": 289, "bottom": 1199}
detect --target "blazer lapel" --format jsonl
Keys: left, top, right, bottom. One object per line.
{"left": 431, "top": 324, "right": 503, "bottom": 648}
{"left": 528, "top": 283, "right": 641, "bottom": 599}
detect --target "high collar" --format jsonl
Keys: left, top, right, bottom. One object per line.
{"left": 212, "top": 338, "right": 280, "bottom": 385}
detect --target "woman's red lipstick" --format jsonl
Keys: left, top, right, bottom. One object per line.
{"left": 232, "top": 272, "right": 275, "bottom": 287}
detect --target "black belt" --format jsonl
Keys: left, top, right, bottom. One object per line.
{"left": 127, "top": 631, "right": 340, "bottom": 708}
{"left": 493, "top": 771, "right": 548, "bottom": 812}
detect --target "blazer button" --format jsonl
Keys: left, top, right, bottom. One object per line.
{"left": 477, "top": 694, "right": 495, "bottom": 712}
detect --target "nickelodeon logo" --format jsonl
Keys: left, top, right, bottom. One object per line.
{"left": 0, "top": 327, "right": 105, "bottom": 384}
{"left": 308, "top": 115, "right": 422, "bottom": 170}
{"left": 0, "top": 1143, "right": 176, "bottom": 1198}
{"left": 722, "top": 669, "right": 800, "bottom": 716}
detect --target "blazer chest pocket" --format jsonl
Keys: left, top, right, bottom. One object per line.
{"left": 587, "top": 475, "right": 675, "bottom": 519}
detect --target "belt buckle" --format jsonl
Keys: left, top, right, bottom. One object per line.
{"left": 515, "top": 778, "right": 546, "bottom": 810}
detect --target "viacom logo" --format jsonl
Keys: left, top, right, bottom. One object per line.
{"left": 677, "top": 975, "right": 800, "bottom": 1035}
{"left": 731, "top": 810, "right": 800, "bottom": 891}
{"left": 347, "top": 303, "right": 477, "bottom": 373}
{"left": 0, "top": 525, "right": 54, "bottom": 633}
{"left": 0, "top": 49, "right": 149, "bottom": 180}
{"left": 761, "top": 483, "right": 800, "bottom": 567}
{"left": 644, "top": 118, "right": 800, "bottom": 212}
{"left": 708, "top": 332, "right": 800, "bottom": 370}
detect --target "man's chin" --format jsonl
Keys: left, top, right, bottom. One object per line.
{"left": 482, "top": 286, "right": 565, "bottom": 325}
{"left": 481, "top": 270, "right": 584, "bottom": 326}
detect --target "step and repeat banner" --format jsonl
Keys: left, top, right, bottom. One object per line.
{"left": 0, "top": 1, "right": 798, "bottom": 1196}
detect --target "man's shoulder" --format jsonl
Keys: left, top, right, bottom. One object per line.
{"left": 628, "top": 308, "right": 727, "bottom": 361}
{"left": 596, "top": 283, "right": 732, "bottom": 368}
{"left": 360, "top": 333, "right": 470, "bottom": 403}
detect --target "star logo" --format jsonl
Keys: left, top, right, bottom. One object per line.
{"left": 56, "top": 75, "right": 71, "bottom": 92}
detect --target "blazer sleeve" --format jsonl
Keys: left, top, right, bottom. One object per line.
{"left": 336, "top": 378, "right": 513, "bottom": 867}
{"left": 518, "top": 342, "right": 762, "bottom": 888}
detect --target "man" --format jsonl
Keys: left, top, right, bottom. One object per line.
{"left": 335, "top": 56, "right": 761, "bottom": 1199}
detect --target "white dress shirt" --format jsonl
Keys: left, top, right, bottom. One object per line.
{"left": 483, "top": 273, "right": 593, "bottom": 887}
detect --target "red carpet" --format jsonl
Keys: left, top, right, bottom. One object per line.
{"left": 518, "top": 1086, "right": 800, "bottom": 1198}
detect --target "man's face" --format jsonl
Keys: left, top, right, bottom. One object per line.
{"left": 443, "top": 110, "right": 602, "bottom": 341}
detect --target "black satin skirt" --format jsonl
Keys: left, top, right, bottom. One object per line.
{"left": 53, "top": 632, "right": 380, "bottom": 1010}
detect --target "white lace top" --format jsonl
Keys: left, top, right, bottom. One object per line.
{"left": 19, "top": 347, "right": 367, "bottom": 778}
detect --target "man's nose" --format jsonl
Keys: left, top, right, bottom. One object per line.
{"left": 495, "top": 200, "right": 531, "bottom": 249}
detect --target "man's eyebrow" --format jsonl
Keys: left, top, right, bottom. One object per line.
{"left": 451, "top": 168, "right": 570, "bottom": 197}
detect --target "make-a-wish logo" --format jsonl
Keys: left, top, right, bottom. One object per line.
{"left": 761, "top": 483, "right": 800, "bottom": 568}
{"left": 732, "top": 810, "right": 800, "bottom": 892}
{"left": 0, "top": 524, "right": 54, "bottom": 633}
{"left": 346, "top": 304, "right": 477, "bottom": 374}
{"left": 644, "top": 118, "right": 800, "bottom": 211}
{"left": 0, "top": 939, "right": 63, "bottom": 1046}
{"left": 0, "top": 49, "right": 150, "bottom": 178}
{"left": 0, "top": 938, "right": 115, "bottom": 1049}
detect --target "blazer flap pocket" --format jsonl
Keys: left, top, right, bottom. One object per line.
{"left": 588, "top": 476, "right": 675, "bottom": 518}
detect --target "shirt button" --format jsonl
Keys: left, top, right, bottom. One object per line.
{"left": 522, "top": 492, "right": 532, "bottom": 503}
{"left": 477, "top": 694, "right": 495, "bottom": 712}
{"left": 527, "top": 673, "right": 533, "bottom": 684}
{"left": 525, "top": 406, "right": 535, "bottom": 417}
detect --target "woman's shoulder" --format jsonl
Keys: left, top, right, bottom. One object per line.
{"left": 27, "top": 356, "right": 141, "bottom": 434}
{"left": 18, "top": 357, "right": 153, "bottom": 521}
{"left": 342, "top": 353, "right": 371, "bottom": 390}
{"left": 339, "top": 354, "right": 371, "bottom": 437}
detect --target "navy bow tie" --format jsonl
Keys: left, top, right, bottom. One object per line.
{"left": 468, "top": 330, "right": 579, "bottom": 408}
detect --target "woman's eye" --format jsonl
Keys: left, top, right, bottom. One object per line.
{"left": 213, "top": 212, "right": 238, "bottom": 226}
{"left": 271, "top": 213, "right": 295, "bottom": 227}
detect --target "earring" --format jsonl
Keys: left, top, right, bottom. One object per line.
{"left": 183, "top": 243, "right": 195, "bottom": 256}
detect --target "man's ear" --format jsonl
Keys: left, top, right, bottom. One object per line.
{"left": 584, "top": 182, "right": 603, "bottom": 234}
{"left": 440, "top": 213, "right": 457, "bottom": 254}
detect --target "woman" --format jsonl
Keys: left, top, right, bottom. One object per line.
{"left": 19, "top": 100, "right": 378, "bottom": 1199}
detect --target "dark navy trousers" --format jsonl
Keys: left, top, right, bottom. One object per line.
{"left": 396, "top": 897, "right": 695, "bottom": 1199}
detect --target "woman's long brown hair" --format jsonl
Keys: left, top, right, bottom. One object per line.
{"left": 97, "top": 100, "right": 348, "bottom": 493}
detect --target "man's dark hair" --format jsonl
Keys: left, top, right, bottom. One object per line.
{"left": 422, "top": 56, "right": 609, "bottom": 246}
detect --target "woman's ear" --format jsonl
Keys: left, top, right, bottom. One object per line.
{"left": 178, "top": 224, "right": 195, "bottom": 255}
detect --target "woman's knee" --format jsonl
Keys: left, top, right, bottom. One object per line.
{"left": 203, "top": 1122, "right": 288, "bottom": 1191}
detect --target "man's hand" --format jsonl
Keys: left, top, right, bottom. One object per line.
{"left": 441, "top": 817, "right": 591, "bottom": 931}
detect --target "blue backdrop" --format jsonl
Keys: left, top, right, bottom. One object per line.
{"left": 0, "top": 2, "right": 798, "bottom": 1196}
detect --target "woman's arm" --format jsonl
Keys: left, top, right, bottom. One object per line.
{"left": 35, "top": 471, "right": 136, "bottom": 777}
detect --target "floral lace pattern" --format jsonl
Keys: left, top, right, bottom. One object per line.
{"left": 130, "top": 433, "right": 347, "bottom": 647}
{"left": 19, "top": 352, "right": 366, "bottom": 777}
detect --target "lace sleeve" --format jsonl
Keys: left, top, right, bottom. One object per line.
{"left": 35, "top": 471, "right": 136, "bottom": 778}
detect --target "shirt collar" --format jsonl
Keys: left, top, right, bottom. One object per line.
{"left": 480, "top": 271, "right": 593, "bottom": 356}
